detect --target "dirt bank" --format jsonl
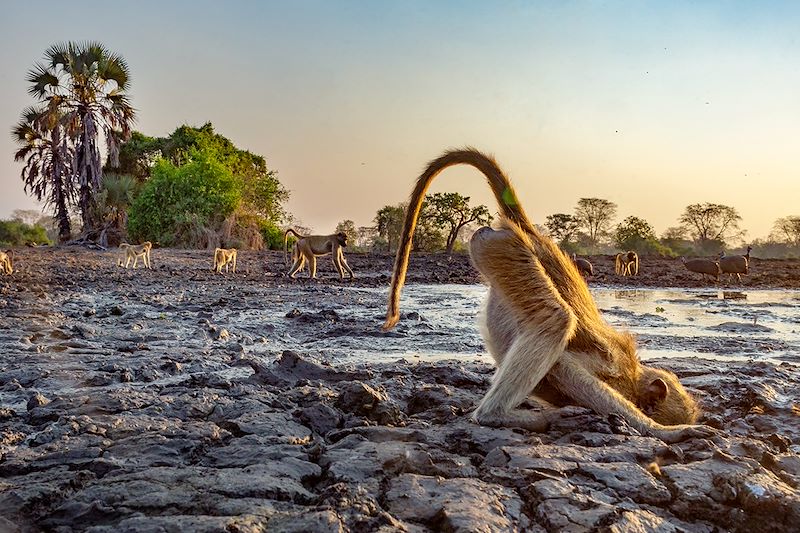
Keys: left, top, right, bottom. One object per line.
{"left": 0, "top": 247, "right": 798, "bottom": 531}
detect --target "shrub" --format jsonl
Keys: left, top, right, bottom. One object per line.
{"left": 0, "top": 219, "right": 51, "bottom": 246}
{"left": 128, "top": 150, "right": 240, "bottom": 246}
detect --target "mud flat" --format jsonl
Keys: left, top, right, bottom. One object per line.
{"left": 1, "top": 247, "right": 799, "bottom": 532}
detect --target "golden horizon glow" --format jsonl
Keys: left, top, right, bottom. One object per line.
{"left": 2, "top": 1, "right": 799, "bottom": 242}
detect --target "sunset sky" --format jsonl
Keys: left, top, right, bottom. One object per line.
{"left": 2, "top": 1, "right": 799, "bottom": 241}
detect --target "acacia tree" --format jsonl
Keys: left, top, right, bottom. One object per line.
{"left": 679, "top": 203, "right": 742, "bottom": 250}
{"left": 424, "top": 192, "right": 492, "bottom": 254}
{"left": 545, "top": 213, "right": 581, "bottom": 246}
{"left": 26, "top": 41, "right": 136, "bottom": 234}
{"left": 574, "top": 198, "right": 617, "bottom": 249}
{"left": 772, "top": 216, "right": 800, "bottom": 247}
{"left": 12, "top": 106, "right": 75, "bottom": 242}
{"left": 614, "top": 216, "right": 658, "bottom": 253}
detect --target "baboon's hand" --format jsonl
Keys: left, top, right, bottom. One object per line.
{"left": 655, "top": 424, "right": 717, "bottom": 443}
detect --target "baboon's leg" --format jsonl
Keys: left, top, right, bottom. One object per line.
{"left": 232, "top": 254, "right": 237, "bottom": 273}
{"left": 473, "top": 327, "right": 572, "bottom": 431}
{"left": 332, "top": 247, "right": 345, "bottom": 279}
{"left": 132, "top": 255, "right": 139, "bottom": 269}
{"left": 288, "top": 256, "right": 305, "bottom": 278}
{"left": 308, "top": 255, "right": 317, "bottom": 278}
{"left": 472, "top": 254, "right": 577, "bottom": 431}
{"left": 340, "top": 250, "right": 354, "bottom": 278}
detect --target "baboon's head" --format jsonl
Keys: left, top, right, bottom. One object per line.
{"left": 336, "top": 232, "right": 348, "bottom": 247}
{"left": 143, "top": 241, "right": 153, "bottom": 251}
{"left": 637, "top": 366, "right": 701, "bottom": 426}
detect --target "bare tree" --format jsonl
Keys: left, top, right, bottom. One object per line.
{"left": 679, "top": 203, "right": 743, "bottom": 248}
{"left": 772, "top": 216, "right": 800, "bottom": 247}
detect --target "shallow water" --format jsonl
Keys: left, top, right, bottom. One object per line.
{"left": 329, "top": 285, "right": 800, "bottom": 364}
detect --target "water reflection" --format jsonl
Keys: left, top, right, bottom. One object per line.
{"left": 371, "top": 285, "right": 800, "bottom": 364}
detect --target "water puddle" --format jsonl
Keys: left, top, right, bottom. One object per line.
{"left": 326, "top": 285, "right": 800, "bottom": 364}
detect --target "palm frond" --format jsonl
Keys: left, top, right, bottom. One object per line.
{"left": 26, "top": 63, "right": 59, "bottom": 97}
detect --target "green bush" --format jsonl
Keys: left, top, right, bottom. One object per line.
{"left": 128, "top": 150, "right": 240, "bottom": 246}
{"left": 260, "top": 221, "right": 286, "bottom": 250}
{"left": 0, "top": 219, "right": 51, "bottom": 246}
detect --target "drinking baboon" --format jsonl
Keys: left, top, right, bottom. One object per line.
{"left": 385, "top": 148, "right": 712, "bottom": 442}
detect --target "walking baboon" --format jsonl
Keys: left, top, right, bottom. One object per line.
{"left": 385, "top": 148, "right": 712, "bottom": 443}
{"left": 118, "top": 242, "right": 152, "bottom": 269}
{"left": 283, "top": 229, "right": 354, "bottom": 280}
{"left": 615, "top": 251, "right": 639, "bottom": 276}
{"left": 212, "top": 248, "right": 237, "bottom": 273}
{"left": 0, "top": 250, "right": 13, "bottom": 275}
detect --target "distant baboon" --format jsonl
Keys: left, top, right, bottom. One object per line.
{"left": 680, "top": 257, "right": 720, "bottom": 282}
{"left": 718, "top": 246, "right": 752, "bottom": 282}
{"left": 384, "top": 148, "right": 712, "bottom": 442}
{"left": 212, "top": 248, "right": 237, "bottom": 274}
{"left": 571, "top": 253, "right": 593, "bottom": 277}
{"left": 0, "top": 250, "right": 13, "bottom": 275}
{"left": 615, "top": 251, "right": 639, "bottom": 276}
{"left": 283, "top": 229, "right": 354, "bottom": 280}
{"left": 118, "top": 242, "right": 152, "bottom": 269}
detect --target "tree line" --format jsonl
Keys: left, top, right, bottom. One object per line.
{"left": 7, "top": 42, "right": 800, "bottom": 258}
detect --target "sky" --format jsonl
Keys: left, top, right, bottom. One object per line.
{"left": 2, "top": 0, "right": 799, "bottom": 241}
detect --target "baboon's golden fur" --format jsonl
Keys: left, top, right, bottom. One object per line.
{"left": 212, "top": 248, "right": 237, "bottom": 273}
{"left": 283, "top": 229, "right": 354, "bottom": 280}
{"left": 385, "top": 148, "right": 710, "bottom": 442}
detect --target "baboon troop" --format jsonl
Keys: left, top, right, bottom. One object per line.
{"left": 118, "top": 242, "right": 153, "bottom": 269}
{"left": 384, "top": 148, "right": 712, "bottom": 442}
{"left": 212, "top": 247, "right": 238, "bottom": 274}
{"left": 615, "top": 251, "right": 639, "bottom": 276}
{"left": 283, "top": 229, "right": 354, "bottom": 280}
{"left": 0, "top": 250, "right": 13, "bottom": 275}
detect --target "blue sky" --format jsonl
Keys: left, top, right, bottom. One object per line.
{"left": 2, "top": 1, "right": 799, "bottom": 239}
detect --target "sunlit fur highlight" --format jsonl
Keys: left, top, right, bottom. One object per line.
{"left": 384, "top": 148, "right": 708, "bottom": 441}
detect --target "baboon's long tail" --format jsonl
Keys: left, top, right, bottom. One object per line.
{"left": 283, "top": 229, "right": 303, "bottom": 266}
{"left": 383, "top": 148, "right": 534, "bottom": 330}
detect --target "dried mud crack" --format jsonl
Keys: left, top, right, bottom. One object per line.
{"left": 1, "top": 247, "right": 799, "bottom": 532}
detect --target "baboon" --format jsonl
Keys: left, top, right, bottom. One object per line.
{"left": 571, "top": 253, "right": 593, "bottom": 277}
{"left": 283, "top": 229, "right": 354, "bottom": 280}
{"left": 212, "top": 248, "right": 237, "bottom": 274}
{"left": 718, "top": 246, "right": 751, "bottom": 282}
{"left": 118, "top": 242, "right": 152, "bottom": 269}
{"left": 615, "top": 251, "right": 639, "bottom": 276}
{"left": 385, "top": 148, "right": 712, "bottom": 443}
{"left": 680, "top": 257, "right": 721, "bottom": 282}
{"left": 0, "top": 250, "right": 13, "bottom": 275}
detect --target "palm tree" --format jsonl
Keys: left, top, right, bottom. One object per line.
{"left": 26, "top": 41, "right": 136, "bottom": 234}
{"left": 12, "top": 106, "right": 75, "bottom": 242}
{"left": 94, "top": 173, "right": 139, "bottom": 246}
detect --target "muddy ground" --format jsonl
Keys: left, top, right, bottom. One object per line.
{"left": 0, "top": 247, "right": 799, "bottom": 532}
